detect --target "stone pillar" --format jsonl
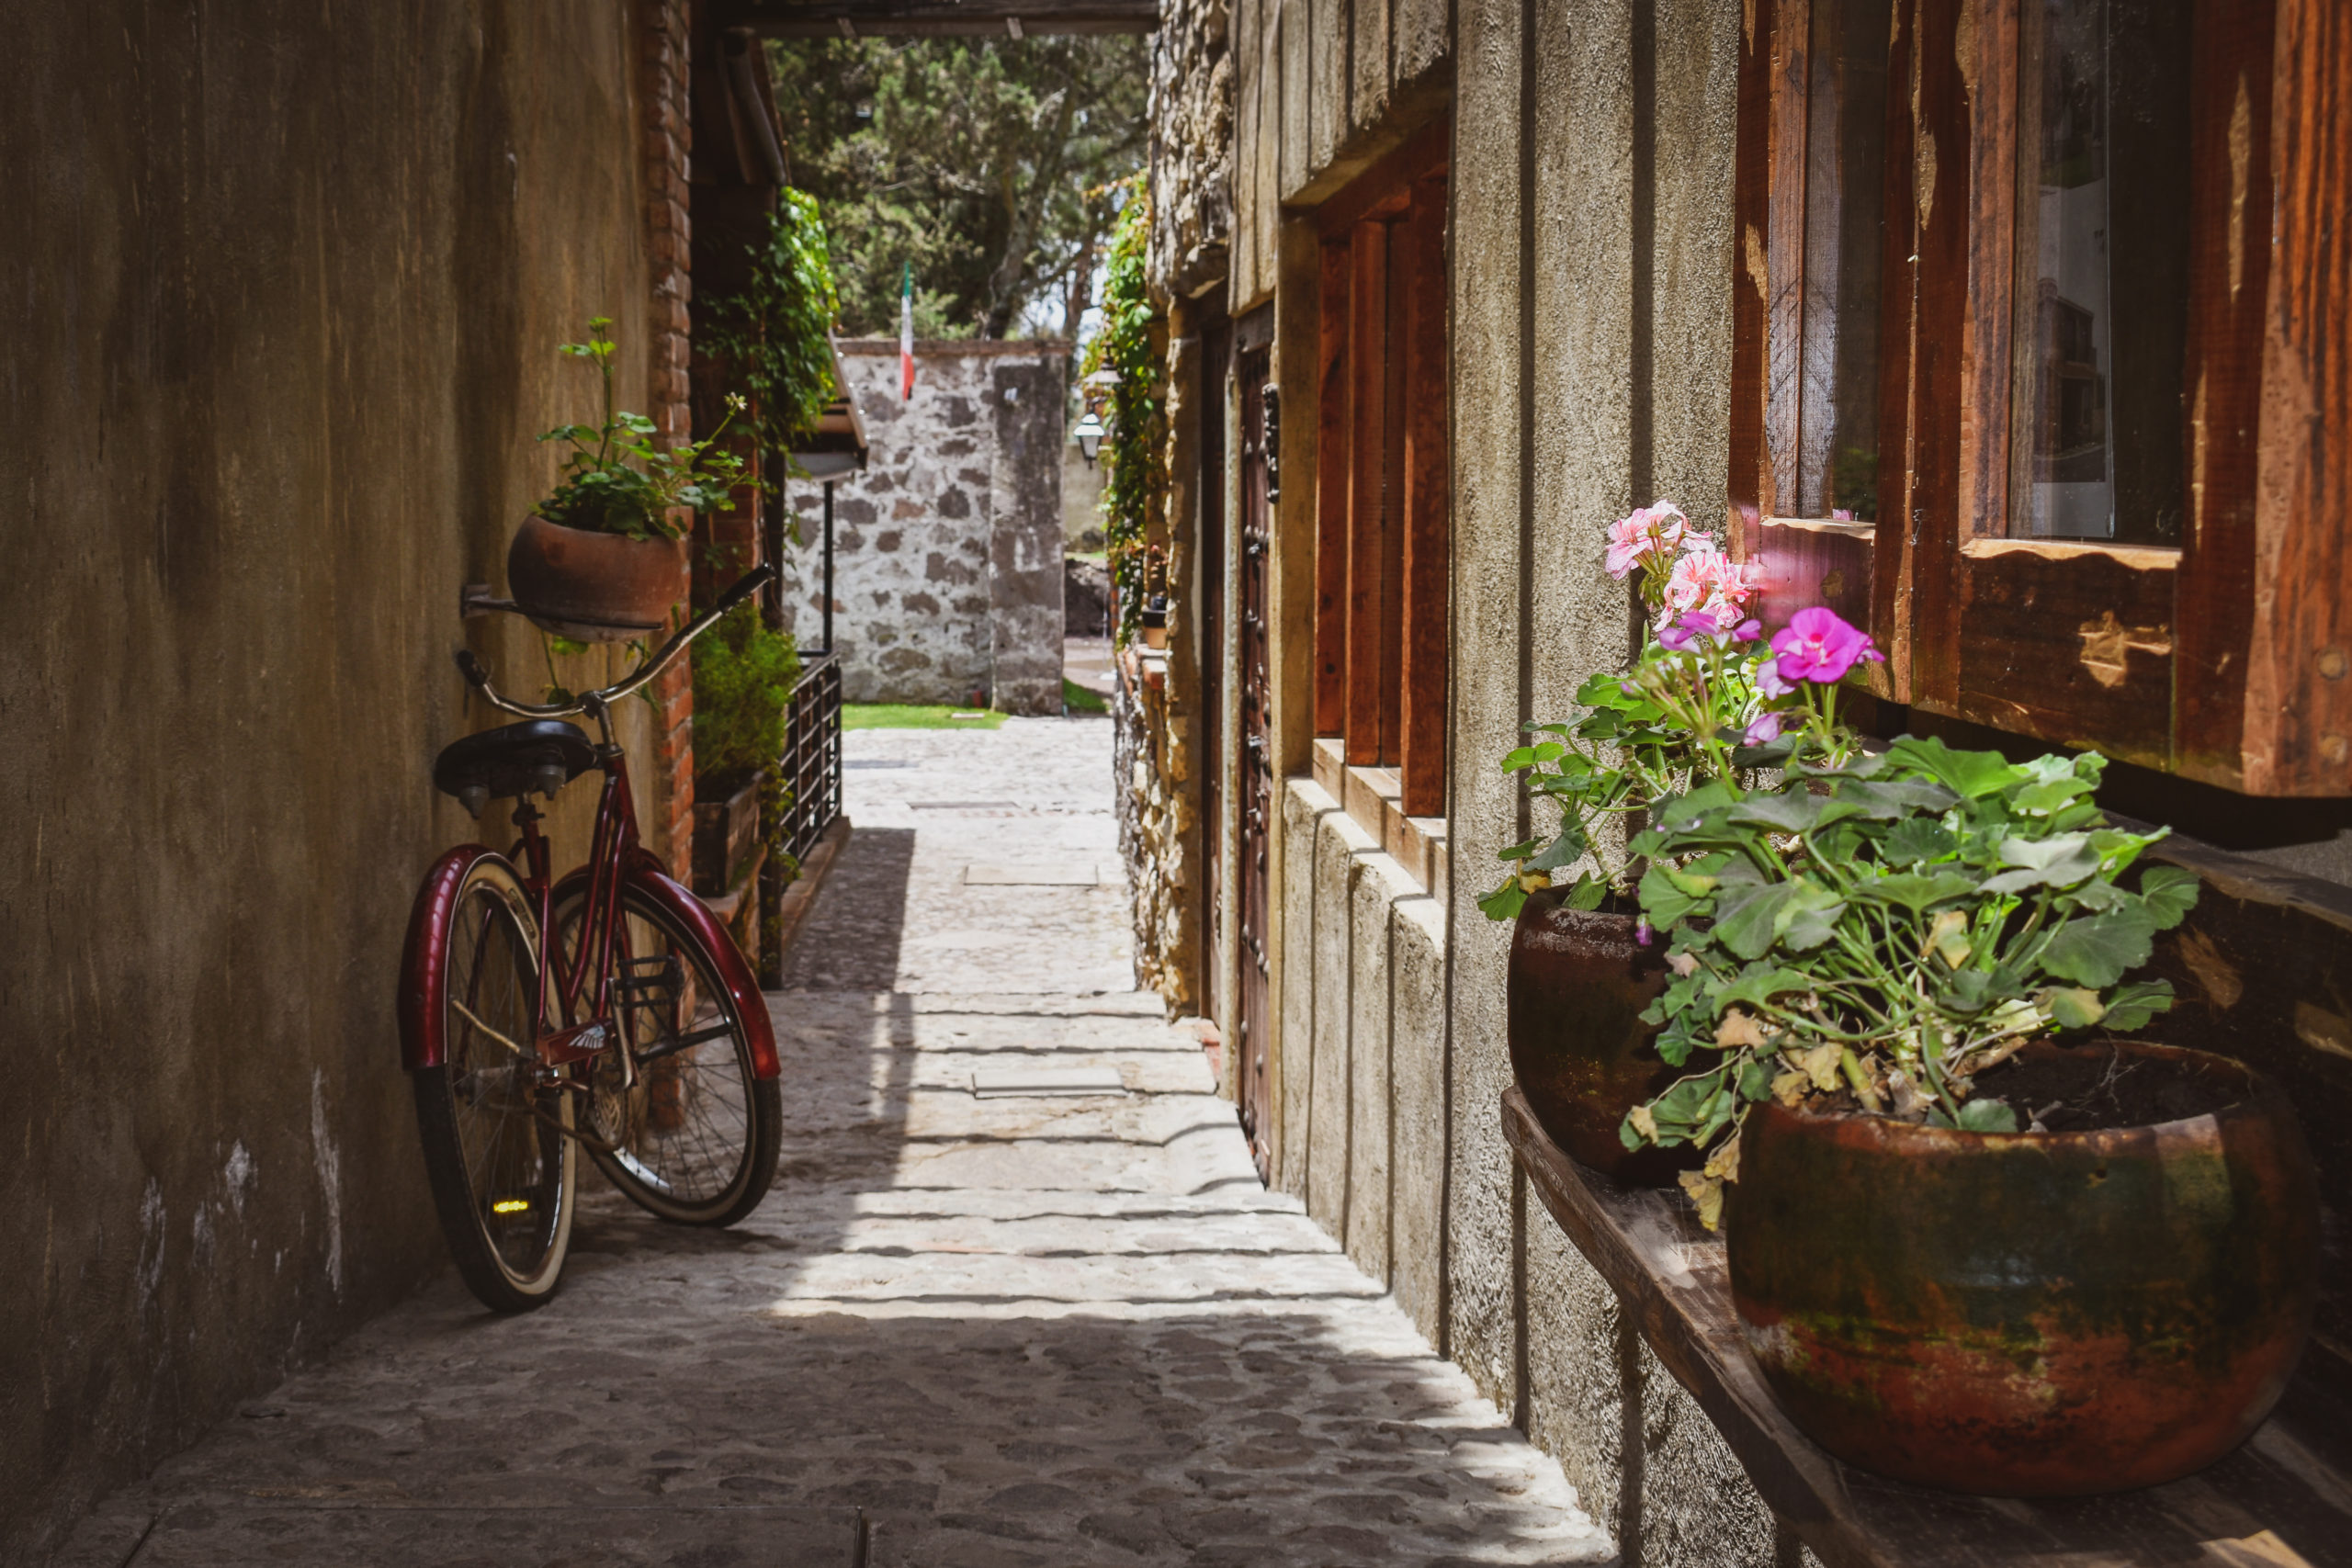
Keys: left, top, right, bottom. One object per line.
{"left": 988, "top": 356, "right": 1070, "bottom": 716}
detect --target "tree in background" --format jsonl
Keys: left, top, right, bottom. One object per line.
{"left": 765, "top": 36, "right": 1147, "bottom": 340}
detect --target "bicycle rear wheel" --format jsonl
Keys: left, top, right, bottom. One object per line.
{"left": 411, "top": 855, "right": 576, "bottom": 1312}
{"left": 557, "top": 886, "right": 780, "bottom": 1225}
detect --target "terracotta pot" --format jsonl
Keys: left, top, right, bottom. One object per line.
{"left": 1507, "top": 885, "right": 1697, "bottom": 1186}
{"left": 1728, "top": 1041, "right": 2319, "bottom": 1496}
{"left": 506, "top": 513, "right": 687, "bottom": 643}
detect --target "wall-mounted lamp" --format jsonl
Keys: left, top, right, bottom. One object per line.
{"left": 1072, "top": 408, "right": 1106, "bottom": 467}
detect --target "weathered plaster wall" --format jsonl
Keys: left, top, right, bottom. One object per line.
{"left": 782, "top": 343, "right": 1066, "bottom": 714}
{"left": 0, "top": 4, "right": 673, "bottom": 1562}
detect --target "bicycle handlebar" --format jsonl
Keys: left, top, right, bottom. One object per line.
{"left": 454, "top": 563, "right": 777, "bottom": 723}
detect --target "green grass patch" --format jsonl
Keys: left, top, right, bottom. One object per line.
{"left": 1062, "top": 677, "right": 1109, "bottom": 716}
{"left": 842, "top": 703, "right": 1008, "bottom": 731}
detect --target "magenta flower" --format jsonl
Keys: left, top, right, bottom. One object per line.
{"left": 1635, "top": 920, "right": 1655, "bottom": 946}
{"left": 1732, "top": 618, "right": 1763, "bottom": 643}
{"left": 1754, "top": 656, "right": 1795, "bottom": 698}
{"left": 1743, "top": 711, "right": 1787, "bottom": 746}
{"left": 1770, "top": 607, "right": 1884, "bottom": 683}
{"left": 1656, "top": 611, "right": 1725, "bottom": 652}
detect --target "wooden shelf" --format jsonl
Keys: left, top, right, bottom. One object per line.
{"left": 1501, "top": 1086, "right": 2352, "bottom": 1568}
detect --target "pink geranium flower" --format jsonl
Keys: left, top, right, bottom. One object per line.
{"left": 1604, "top": 502, "right": 1690, "bottom": 580}
{"left": 1769, "top": 607, "right": 1885, "bottom": 683}
{"left": 1744, "top": 711, "right": 1788, "bottom": 746}
{"left": 1754, "top": 656, "right": 1795, "bottom": 697}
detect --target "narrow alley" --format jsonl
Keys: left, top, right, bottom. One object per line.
{"left": 56, "top": 717, "right": 1610, "bottom": 1568}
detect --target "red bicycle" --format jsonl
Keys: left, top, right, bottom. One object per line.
{"left": 397, "top": 566, "right": 783, "bottom": 1312}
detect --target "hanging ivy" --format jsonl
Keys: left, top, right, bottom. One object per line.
{"left": 1080, "top": 182, "right": 1166, "bottom": 647}
{"left": 703, "top": 188, "right": 842, "bottom": 472}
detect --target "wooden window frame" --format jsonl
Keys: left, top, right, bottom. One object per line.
{"left": 1736, "top": 0, "right": 2352, "bottom": 795}
{"left": 1313, "top": 118, "right": 1452, "bottom": 819}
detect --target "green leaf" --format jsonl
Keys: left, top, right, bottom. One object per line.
{"left": 2010, "top": 775, "right": 2096, "bottom": 816}
{"left": 1526, "top": 831, "right": 1590, "bottom": 873}
{"left": 2040, "top": 986, "right": 2107, "bottom": 1030}
{"left": 1659, "top": 780, "right": 1740, "bottom": 829}
{"left": 1713, "top": 965, "right": 1813, "bottom": 1013}
{"left": 1955, "top": 1099, "right": 2020, "bottom": 1134}
{"left": 2039, "top": 905, "right": 2157, "bottom": 987}
{"left": 1730, "top": 792, "right": 1864, "bottom": 834}
{"left": 1885, "top": 736, "right": 2026, "bottom": 798}
{"left": 1781, "top": 885, "right": 1849, "bottom": 950}
{"left": 1497, "top": 837, "right": 1546, "bottom": 862}
{"left": 1981, "top": 832, "right": 2102, "bottom": 894}
{"left": 1713, "top": 879, "right": 1806, "bottom": 960}
{"left": 1476, "top": 876, "right": 1529, "bottom": 922}
{"left": 1834, "top": 777, "right": 1962, "bottom": 819}
{"left": 1638, "top": 862, "right": 1707, "bottom": 929}
{"left": 2100, "top": 978, "right": 2175, "bottom": 1032}
{"left": 1881, "top": 817, "right": 1960, "bottom": 865}
{"left": 1565, "top": 872, "right": 1609, "bottom": 911}
{"left": 2138, "top": 864, "right": 2201, "bottom": 930}
{"left": 1857, "top": 870, "right": 1974, "bottom": 913}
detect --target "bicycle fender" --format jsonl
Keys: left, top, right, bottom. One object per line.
{"left": 623, "top": 852, "right": 781, "bottom": 1081}
{"left": 397, "top": 844, "right": 505, "bottom": 1072}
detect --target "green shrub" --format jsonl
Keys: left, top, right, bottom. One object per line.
{"left": 692, "top": 602, "right": 801, "bottom": 784}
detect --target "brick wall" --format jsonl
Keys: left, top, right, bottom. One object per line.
{"left": 641, "top": 0, "right": 695, "bottom": 880}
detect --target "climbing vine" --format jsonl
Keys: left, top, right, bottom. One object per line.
{"left": 1080, "top": 181, "right": 1166, "bottom": 647}
{"left": 702, "top": 188, "right": 842, "bottom": 474}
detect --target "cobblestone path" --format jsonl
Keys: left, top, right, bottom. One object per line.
{"left": 61, "top": 718, "right": 1611, "bottom": 1568}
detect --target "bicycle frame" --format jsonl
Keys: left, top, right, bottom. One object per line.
{"left": 397, "top": 569, "right": 780, "bottom": 1083}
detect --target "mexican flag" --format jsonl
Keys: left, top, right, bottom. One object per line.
{"left": 899, "top": 262, "right": 915, "bottom": 400}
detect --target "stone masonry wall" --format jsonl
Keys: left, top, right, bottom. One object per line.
{"left": 1149, "top": 0, "right": 1236, "bottom": 298}
{"left": 779, "top": 343, "right": 1066, "bottom": 714}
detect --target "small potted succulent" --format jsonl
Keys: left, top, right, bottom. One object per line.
{"left": 1617, "top": 629, "right": 2319, "bottom": 1496}
{"left": 508, "top": 318, "right": 749, "bottom": 641}
{"left": 1481, "top": 502, "right": 1762, "bottom": 1181}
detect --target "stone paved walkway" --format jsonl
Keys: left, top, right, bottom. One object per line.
{"left": 60, "top": 717, "right": 1611, "bottom": 1567}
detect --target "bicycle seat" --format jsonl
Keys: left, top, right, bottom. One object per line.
{"left": 433, "top": 720, "right": 597, "bottom": 805}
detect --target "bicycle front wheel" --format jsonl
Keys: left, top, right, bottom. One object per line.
{"left": 558, "top": 885, "right": 780, "bottom": 1226}
{"left": 411, "top": 854, "right": 576, "bottom": 1312}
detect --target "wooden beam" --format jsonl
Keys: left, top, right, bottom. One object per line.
{"left": 1398, "top": 174, "right": 1449, "bottom": 816}
{"left": 1315, "top": 239, "right": 1351, "bottom": 738}
{"left": 1343, "top": 220, "right": 1389, "bottom": 767}
{"left": 724, "top": 0, "right": 1158, "bottom": 37}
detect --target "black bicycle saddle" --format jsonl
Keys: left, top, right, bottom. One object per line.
{"left": 432, "top": 720, "right": 598, "bottom": 805}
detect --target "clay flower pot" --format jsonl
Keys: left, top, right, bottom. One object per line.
{"left": 1507, "top": 885, "right": 1698, "bottom": 1186}
{"left": 506, "top": 513, "right": 688, "bottom": 643}
{"left": 1728, "top": 1040, "right": 2319, "bottom": 1496}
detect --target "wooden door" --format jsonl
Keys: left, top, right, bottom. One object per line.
{"left": 1236, "top": 347, "right": 1274, "bottom": 1179}
{"left": 1200, "top": 315, "right": 1230, "bottom": 1027}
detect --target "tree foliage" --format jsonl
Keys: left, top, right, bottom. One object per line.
{"left": 1081, "top": 185, "right": 1164, "bottom": 645}
{"left": 700, "top": 189, "right": 842, "bottom": 467}
{"left": 765, "top": 36, "right": 1148, "bottom": 338}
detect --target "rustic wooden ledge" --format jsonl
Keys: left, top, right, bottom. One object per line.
{"left": 1501, "top": 1085, "right": 2352, "bottom": 1568}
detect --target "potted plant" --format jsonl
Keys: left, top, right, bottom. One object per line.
{"left": 1480, "top": 502, "right": 1762, "bottom": 1181}
{"left": 1617, "top": 622, "right": 2320, "bottom": 1495}
{"left": 689, "top": 599, "right": 800, "bottom": 904}
{"left": 508, "top": 318, "right": 750, "bottom": 641}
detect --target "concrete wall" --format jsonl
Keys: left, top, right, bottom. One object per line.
{"left": 0, "top": 4, "right": 676, "bottom": 1562}
{"left": 781, "top": 343, "right": 1066, "bottom": 715}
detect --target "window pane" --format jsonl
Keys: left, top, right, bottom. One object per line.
{"left": 1799, "top": 0, "right": 1894, "bottom": 522}
{"left": 2010, "top": 0, "right": 2194, "bottom": 543}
